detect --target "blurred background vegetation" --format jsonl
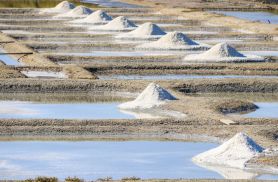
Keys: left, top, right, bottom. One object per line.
{"left": 0, "top": 0, "right": 98, "bottom": 8}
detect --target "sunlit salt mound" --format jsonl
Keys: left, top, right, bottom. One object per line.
{"left": 118, "top": 83, "right": 177, "bottom": 109}
{"left": 55, "top": 5, "right": 93, "bottom": 18}
{"left": 41, "top": 1, "right": 75, "bottom": 13}
{"left": 71, "top": 10, "right": 112, "bottom": 24}
{"left": 192, "top": 132, "right": 264, "bottom": 169}
{"left": 115, "top": 22, "right": 166, "bottom": 39}
{"left": 184, "top": 43, "right": 264, "bottom": 63}
{"left": 136, "top": 32, "right": 208, "bottom": 50}
{"left": 91, "top": 16, "right": 137, "bottom": 31}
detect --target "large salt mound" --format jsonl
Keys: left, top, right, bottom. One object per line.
{"left": 184, "top": 43, "right": 264, "bottom": 63}
{"left": 55, "top": 5, "right": 93, "bottom": 18}
{"left": 115, "top": 22, "right": 166, "bottom": 39}
{"left": 136, "top": 32, "right": 208, "bottom": 50}
{"left": 70, "top": 10, "right": 112, "bottom": 24}
{"left": 192, "top": 132, "right": 264, "bottom": 169}
{"left": 118, "top": 83, "right": 176, "bottom": 109}
{"left": 41, "top": 1, "right": 75, "bottom": 14}
{"left": 90, "top": 16, "right": 137, "bottom": 31}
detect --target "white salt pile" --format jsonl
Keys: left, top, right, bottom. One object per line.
{"left": 55, "top": 5, "right": 93, "bottom": 18}
{"left": 90, "top": 16, "right": 137, "bottom": 31}
{"left": 184, "top": 43, "right": 264, "bottom": 63}
{"left": 136, "top": 32, "right": 208, "bottom": 50}
{"left": 192, "top": 132, "right": 264, "bottom": 169}
{"left": 115, "top": 22, "right": 166, "bottom": 39}
{"left": 70, "top": 10, "right": 112, "bottom": 24}
{"left": 40, "top": 1, "right": 75, "bottom": 14}
{"left": 118, "top": 83, "right": 177, "bottom": 109}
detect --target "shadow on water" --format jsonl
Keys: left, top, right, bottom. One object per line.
{"left": 0, "top": 0, "right": 99, "bottom": 8}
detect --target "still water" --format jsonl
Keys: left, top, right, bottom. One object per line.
{"left": 211, "top": 11, "right": 278, "bottom": 24}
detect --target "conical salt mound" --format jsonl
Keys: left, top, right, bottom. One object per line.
{"left": 192, "top": 132, "right": 264, "bottom": 169}
{"left": 41, "top": 1, "right": 75, "bottom": 13}
{"left": 184, "top": 43, "right": 264, "bottom": 63}
{"left": 92, "top": 16, "right": 137, "bottom": 31}
{"left": 55, "top": 1, "right": 75, "bottom": 11}
{"left": 116, "top": 22, "right": 166, "bottom": 39}
{"left": 118, "top": 83, "right": 177, "bottom": 109}
{"left": 71, "top": 10, "right": 112, "bottom": 24}
{"left": 56, "top": 5, "right": 93, "bottom": 17}
{"left": 137, "top": 32, "right": 208, "bottom": 50}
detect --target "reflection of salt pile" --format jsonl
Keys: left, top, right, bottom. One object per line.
{"left": 136, "top": 32, "right": 208, "bottom": 50}
{"left": 193, "top": 132, "right": 264, "bottom": 169}
{"left": 41, "top": 1, "right": 75, "bottom": 13}
{"left": 194, "top": 162, "right": 258, "bottom": 179}
{"left": 0, "top": 101, "right": 38, "bottom": 115}
{"left": 91, "top": 16, "right": 137, "bottom": 31}
{"left": 116, "top": 22, "right": 166, "bottom": 39}
{"left": 70, "top": 10, "right": 112, "bottom": 24}
{"left": 184, "top": 43, "right": 264, "bottom": 63}
{"left": 118, "top": 83, "right": 176, "bottom": 109}
{"left": 55, "top": 5, "right": 93, "bottom": 18}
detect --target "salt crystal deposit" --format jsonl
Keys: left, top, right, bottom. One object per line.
{"left": 70, "top": 10, "right": 112, "bottom": 24}
{"left": 55, "top": 5, "right": 93, "bottom": 18}
{"left": 115, "top": 22, "right": 166, "bottom": 39}
{"left": 192, "top": 132, "right": 264, "bottom": 169}
{"left": 136, "top": 32, "right": 209, "bottom": 50}
{"left": 118, "top": 82, "right": 177, "bottom": 109}
{"left": 40, "top": 1, "right": 75, "bottom": 14}
{"left": 184, "top": 43, "right": 265, "bottom": 63}
{"left": 21, "top": 71, "right": 68, "bottom": 79}
{"left": 90, "top": 16, "right": 137, "bottom": 31}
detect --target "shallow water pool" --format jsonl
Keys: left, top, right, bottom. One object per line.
{"left": 54, "top": 51, "right": 181, "bottom": 57}
{"left": 0, "top": 141, "right": 277, "bottom": 180}
{"left": 99, "top": 74, "right": 278, "bottom": 80}
{"left": 242, "top": 102, "right": 278, "bottom": 119}
{"left": 0, "top": 101, "right": 135, "bottom": 120}
{"left": 211, "top": 11, "right": 278, "bottom": 24}
{"left": 0, "top": 49, "right": 21, "bottom": 66}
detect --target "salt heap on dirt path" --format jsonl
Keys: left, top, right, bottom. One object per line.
{"left": 184, "top": 43, "right": 264, "bottom": 63}
{"left": 193, "top": 132, "right": 264, "bottom": 169}
{"left": 55, "top": 5, "right": 93, "bottom": 18}
{"left": 115, "top": 22, "right": 166, "bottom": 39}
{"left": 91, "top": 16, "right": 136, "bottom": 31}
{"left": 71, "top": 10, "right": 112, "bottom": 24}
{"left": 41, "top": 1, "right": 75, "bottom": 13}
{"left": 118, "top": 83, "right": 176, "bottom": 109}
{"left": 136, "top": 31, "right": 208, "bottom": 50}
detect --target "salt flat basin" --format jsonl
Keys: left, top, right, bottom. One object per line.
{"left": 21, "top": 71, "right": 68, "bottom": 79}
{"left": 0, "top": 141, "right": 277, "bottom": 180}
{"left": 0, "top": 100, "right": 185, "bottom": 120}
{"left": 0, "top": 101, "right": 135, "bottom": 120}
{"left": 210, "top": 11, "right": 278, "bottom": 24}
{"left": 241, "top": 102, "right": 278, "bottom": 119}
{"left": 99, "top": 74, "right": 278, "bottom": 80}
{"left": 0, "top": 49, "right": 21, "bottom": 66}
{"left": 54, "top": 51, "right": 181, "bottom": 57}
{"left": 81, "top": 0, "right": 142, "bottom": 8}
{"left": 241, "top": 51, "right": 278, "bottom": 57}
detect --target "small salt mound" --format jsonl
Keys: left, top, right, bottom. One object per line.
{"left": 41, "top": 1, "right": 75, "bottom": 13}
{"left": 91, "top": 16, "right": 137, "bottom": 31}
{"left": 136, "top": 32, "right": 208, "bottom": 50}
{"left": 70, "top": 10, "right": 112, "bottom": 24}
{"left": 118, "top": 83, "right": 176, "bottom": 109}
{"left": 115, "top": 22, "right": 166, "bottom": 39}
{"left": 192, "top": 132, "right": 264, "bottom": 169}
{"left": 184, "top": 43, "right": 264, "bottom": 63}
{"left": 55, "top": 5, "right": 93, "bottom": 18}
